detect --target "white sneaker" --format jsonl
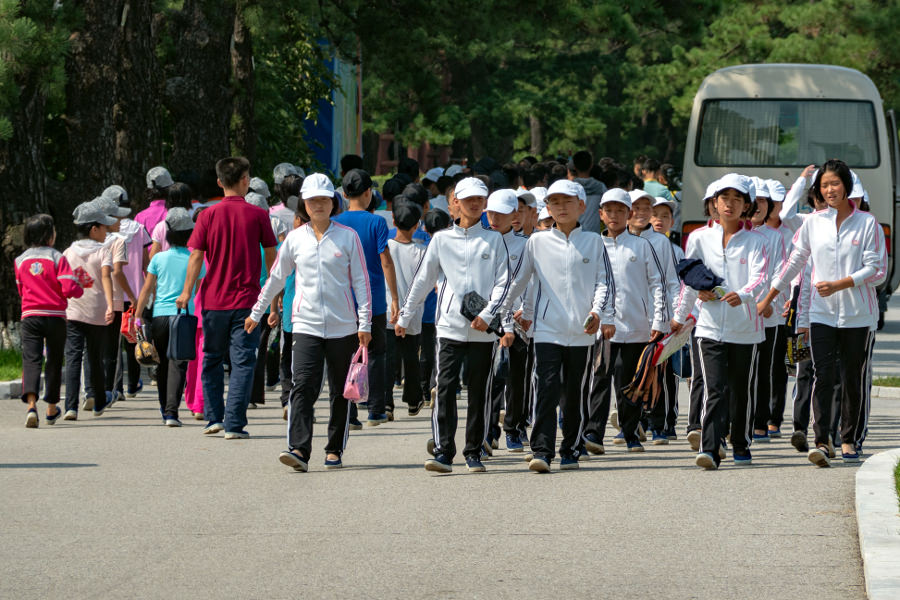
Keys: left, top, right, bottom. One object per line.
{"left": 202, "top": 422, "right": 224, "bottom": 435}
{"left": 528, "top": 457, "right": 551, "bottom": 473}
{"left": 82, "top": 396, "right": 94, "bottom": 411}
{"left": 63, "top": 410, "right": 78, "bottom": 421}
{"left": 224, "top": 430, "right": 249, "bottom": 439}
{"left": 609, "top": 410, "right": 619, "bottom": 431}
{"left": 687, "top": 430, "right": 701, "bottom": 451}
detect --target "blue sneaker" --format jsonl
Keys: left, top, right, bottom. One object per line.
{"left": 466, "top": 457, "right": 486, "bottom": 472}
{"left": 841, "top": 451, "right": 860, "bottom": 463}
{"left": 481, "top": 439, "right": 493, "bottom": 458}
{"left": 506, "top": 434, "right": 524, "bottom": 452}
{"left": 733, "top": 450, "right": 753, "bottom": 466}
{"left": 612, "top": 431, "right": 626, "bottom": 445}
{"left": 577, "top": 446, "right": 590, "bottom": 461}
{"left": 518, "top": 427, "right": 530, "bottom": 446}
{"left": 651, "top": 430, "right": 669, "bottom": 445}
{"left": 348, "top": 417, "right": 363, "bottom": 430}
{"left": 367, "top": 412, "right": 388, "bottom": 426}
{"left": 752, "top": 431, "right": 770, "bottom": 442}
{"left": 855, "top": 441, "right": 864, "bottom": 454}
{"left": 768, "top": 427, "right": 782, "bottom": 439}
{"left": 584, "top": 433, "right": 605, "bottom": 455}
{"left": 425, "top": 453, "right": 453, "bottom": 473}
{"left": 127, "top": 378, "right": 143, "bottom": 397}
{"left": 324, "top": 456, "right": 343, "bottom": 469}
{"left": 559, "top": 455, "right": 579, "bottom": 470}
{"left": 627, "top": 440, "right": 645, "bottom": 453}
{"left": 665, "top": 427, "right": 678, "bottom": 440}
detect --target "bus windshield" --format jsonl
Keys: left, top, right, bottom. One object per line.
{"left": 696, "top": 99, "right": 879, "bottom": 168}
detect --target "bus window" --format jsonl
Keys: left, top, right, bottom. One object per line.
{"left": 696, "top": 99, "right": 879, "bottom": 168}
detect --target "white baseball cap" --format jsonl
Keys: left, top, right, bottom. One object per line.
{"left": 300, "top": 173, "right": 335, "bottom": 199}
{"left": 628, "top": 189, "right": 655, "bottom": 206}
{"left": 600, "top": 188, "right": 632, "bottom": 209}
{"left": 516, "top": 189, "right": 537, "bottom": 208}
{"left": 445, "top": 164, "right": 465, "bottom": 178}
{"left": 165, "top": 207, "right": 195, "bottom": 232}
{"left": 245, "top": 192, "right": 269, "bottom": 211}
{"left": 850, "top": 170, "right": 865, "bottom": 199}
{"left": 73, "top": 200, "right": 118, "bottom": 226}
{"left": 273, "top": 163, "right": 303, "bottom": 185}
{"left": 423, "top": 167, "right": 444, "bottom": 182}
{"left": 546, "top": 179, "right": 583, "bottom": 199}
{"left": 714, "top": 173, "right": 751, "bottom": 196}
{"left": 538, "top": 206, "right": 551, "bottom": 221}
{"left": 704, "top": 180, "right": 719, "bottom": 201}
{"left": 249, "top": 177, "right": 271, "bottom": 199}
{"left": 455, "top": 177, "right": 489, "bottom": 200}
{"left": 486, "top": 189, "right": 518, "bottom": 214}
{"left": 146, "top": 166, "right": 174, "bottom": 190}
{"left": 765, "top": 179, "right": 786, "bottom": 203}
{"left": 652, "top": 197, "right": 677, "bottom": 213}
{"left": 750, "top": 176, "right": 769, "bottom": 199}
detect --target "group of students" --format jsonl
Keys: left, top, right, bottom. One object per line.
{"left": 13, "top": 152, "right": 885, "bottom": 475}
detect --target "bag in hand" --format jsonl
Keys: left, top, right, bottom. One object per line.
{"left": 167, "top": 309, "right": 198, "bottom": 361}
{"left": 134, "top": 328, "right": 160, "bottom": 366}
{"left": 343, "top": 346, "right": 369, "bottom": 403}
{"left": 120, "top": 306, "right": 137, "bottom": 344}
{"left": 460, "top": 291, "right": 503, "bottom": 335}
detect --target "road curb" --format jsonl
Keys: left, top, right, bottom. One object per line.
{"left": 855, "top": 447, "right": 900, "bottom": 600}
{"left": 871, "top": 386, "right": 900, "bottom": 399}
{"left": 0, "top": 379, "right": 21, "bottom": 400}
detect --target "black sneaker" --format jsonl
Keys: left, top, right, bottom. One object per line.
{"left": 791, "top": 430, "right": 809, "bottom": 452}
{"left": 425, "top": 453, "right": 452, "bottom": 473}
{"left": 408, "top": 400, "right": 425, "bottom": 416}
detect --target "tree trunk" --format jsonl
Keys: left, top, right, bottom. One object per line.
{"left": 164, "top": 0, "right": 236, "bottom": 173}
{"left": 231, "top": 1, "right": 255, "bottom": 165}
{"left": 529, "top": 115, "right": 543, "bottom": 157}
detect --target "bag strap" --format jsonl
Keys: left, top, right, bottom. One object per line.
{"left": 360, "top": 345, "right": 368, "bottom": 365}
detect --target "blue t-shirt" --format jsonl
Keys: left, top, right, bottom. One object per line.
{"left": 334, "top": 210, "right": 388, "bottom": 316}
{"left": 282, "top": 272, "right": 295, "bottom": 333}
{"left": 147, "top": 247, "right": 204, "bottom": 317}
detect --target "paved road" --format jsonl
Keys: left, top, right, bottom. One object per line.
{"left": 2, "top": 300, "right": 899, "bottom": 599}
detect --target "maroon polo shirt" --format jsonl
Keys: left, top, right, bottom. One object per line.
{"left": 188, "top": 196, "right": 278, "bottom": 311}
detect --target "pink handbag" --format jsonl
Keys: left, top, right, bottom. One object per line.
{"left": 343, "top": 346, "right": 369, "bottom": 403}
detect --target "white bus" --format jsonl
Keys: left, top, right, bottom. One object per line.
{"left": 680, "top": 63, "right": 900, "bottom": 327}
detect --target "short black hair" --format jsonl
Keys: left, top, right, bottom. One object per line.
{"left": 502, "top": 162, "right": 520, "bottom": 188}
{"left": 751, "top": 196, "right": 774, "bottom": 221}
{"left": 166, "top": 182, "right": 194, "bottom": 210}
{"left": 641, "top": 158, "right": 660, "bottom": 176}
{"left": 813, "top": 158, "right": 853, "bottom": 205}
{"left": 278, "top": 174, "right": 303, "bottom": 203}
{"left": 165, "top": 226, "right": 192, "bottom": 248}
{"left": 24, "top": 214, "right": 55, "bottom": 247}
{"left": 340, "top": 154, "right": 363, "bottom": 173}
{"left": 297, "top": 194, "right": 340, "bottom": 221}
{"left": 423, "top": 208, "right": 452, "bottom": 235}
{"left": 393, "top": 198, "right": 423, "bottom": 230}
{"left": 436, "top": 175, "right": 454, "bottom": 196}
{"left": 547, "top": 163, "right": 568, "bottom": 185}
{"left": 522, "top": 165, "right": 545, "bottom": 189}
{"left": 76, "top": 222, "right": 101, "bottom": 238}
{"left": 573, "top": 150, "right": 593, "bottom": 174}
{"left": 216, "top": 157, "right": 251, "bottom": 188}
{"left": 199, "top": 168, "right": 225, "bottom": 200}
{"left": 633, "top": 154, "right": 648, "bottom": 166}
{"left": 398, "top": 156, "right": 420, "bottom": 180}
{"left": 174, "top": 170, "right": 200, "bottom": 198}
{"left": 402, "top": 183, "right": 428, "bottom": 208}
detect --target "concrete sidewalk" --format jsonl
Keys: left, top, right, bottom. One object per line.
{"left": 1, "top": 296, "right": 899, "bottom": 599}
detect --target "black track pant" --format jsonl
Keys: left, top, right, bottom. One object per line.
{"left": 250, "top": 319, "right": 273, "bottom": 406}
{"left": 150, "top": 316, "right": 188, "bottom": 418}
{"left": 586, "top": 341, "right": 644, "bottom": 444}
{"left": 432, "top": 339, "right": 494, "bottom": 462}
{"left": 501, "top": 339, "right": 529, "bottom": 436}
{"left": 396, "top": 333, "right": 422, "bottom": 408}
{"left": 287, "top": 333, "right": 357, "bottom": 459}
{"left": 532, "top": 343, "right": 592, "bottom": 461}
{"left": 696, "top": 339, "right": 758, "bottom": 464}
{"left": 753, "top": 326, "right": 778, "bottom": 431}
{"left": 279, "top": 330, "right": 293, "bottom": 407}
{"left": 64, "top": 320, "right": 107, "bottom": 412}
{"left": 768, "top": 325, "right": 789, "bottom": 427}
{"left": 792, "top": 358, "right": 840, "bottom": 441}
{"left": 809, "top": 324, "right": 872, "bottom": 448}
{"left": 419, "top": 323, "right": 436, "bottom": 399}
{"left": 20, "top": 316, "right": 66, "bottom": 404}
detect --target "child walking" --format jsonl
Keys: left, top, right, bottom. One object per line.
{"left": 16, "top": 214, "right": 86, "bottom": 427}
{"left": 247, "top": 173, "right": 372, "bottom": 472}
{"left": 134, "top": 208, "right": 204, "bottom": 426}
{"left": 63, "top": 200, "right": 117, "bottom": 419}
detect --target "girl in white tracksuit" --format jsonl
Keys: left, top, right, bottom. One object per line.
{"left": 503, "top": 180, "right": 616, "bottom": 471}
{"left": 248, "top": 174, "right": 372, "bottom": 472}
{"left": 672, "top": 174, "right": 768, "bottom": 470}
{"left": 759, "top": 159, "right": 887, "bottom": 467}
{"left": 586, "top": 189, "right": 668, "bottom": 453}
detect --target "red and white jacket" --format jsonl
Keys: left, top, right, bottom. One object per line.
{"left": 15, "top": 247, "right": 84, "bottom": 319}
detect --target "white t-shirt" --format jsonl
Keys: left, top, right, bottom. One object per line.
{"left": 374, "top": 210, "right": 393, "bottom": 230}
{"left": 386, "top": 238, "right": 426, "bottom": 335}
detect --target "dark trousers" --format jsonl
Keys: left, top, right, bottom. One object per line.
{"left": 279, "top": 330, "right": 293, "bottom": 407}
{"left": 103, "top": 311, "right": 123, "bottom": 394}
{"left": 396, "top": 333, "right": 422, "bottom": 408}
{"left": 267, "top": 328, "right": 280, "bottom": 388}
{"left": 20, "top": 316, "right": 66, "bottom": 404}
{"left": 501, "top": 339, "right": 529, "bottom": 435}
{"left": 792, "top": 358, "right": 840, "bottom": 440}
{"left": 648, "top": 358, "right": 678, "bottom": 432}
{"left": 121, "top": 302, "right": 141, "bottom": 391}
{"left": 64, "top": 320, "right": 108, "bottom": 412}
{"left": 687, "top": 334, "right": 703, "bottom": 433}
{"left": 524, "top": 339, "right": 535, "bottom": 428}
{"left": 251, "top": 319, "right": 273, "bottom": 406}
{"left": 753, "top": 327, "right": 778, "bottom": 431}
{"left": 488, "top": 347, "right": 508, "bottom": 442}
{"left": 533, "top": 343, "right": 592, "bottom": 461}
{"left": 287, "top": 333, "right": 357, "bottom": 458}
{"left": 384, "top": 327, "right": 397, "bottom": 410}
{"left": 201, "top": 308, "right": 261, "bottom": 433}
{"left": 419, "top": 322, "right": 436, "bottom": 399}
{"left": 433, "top": 339, "right": 494, "bottom": 461}
{"left": 367, "top": 313, "right": 387, "bottom": 414}
{"left": 809, "top": 324, "right": 872, "bottom": 447}
{"left": 150, "top": 316, "right": 188, "bottom": 418}
{"left": 586, "top": 341, "right": 644, "bottom": 444}
{"left": 696, "top": 339, "right": 758, "bottom": 463}
{"left": 768, "top": 325, "right": 789, "bottom": 427}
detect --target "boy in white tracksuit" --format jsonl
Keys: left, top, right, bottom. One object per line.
{"left": 584, "top": 188, "right": 668, "bottom": 454}
{"left": 503, "top": 179, "right": 615, "bottom": 472}
{"left": 672, "top": 174, "right": 768, "bottom": 470}
{"left": 396, "top": 177, "right": 514, "bottom": 474}
{"left": 628, "top": 189, "right": 680, "bottom": 443}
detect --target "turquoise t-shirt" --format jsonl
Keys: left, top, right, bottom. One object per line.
{"left": 148, "top": 247, "right": 205, "bottom": 317}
